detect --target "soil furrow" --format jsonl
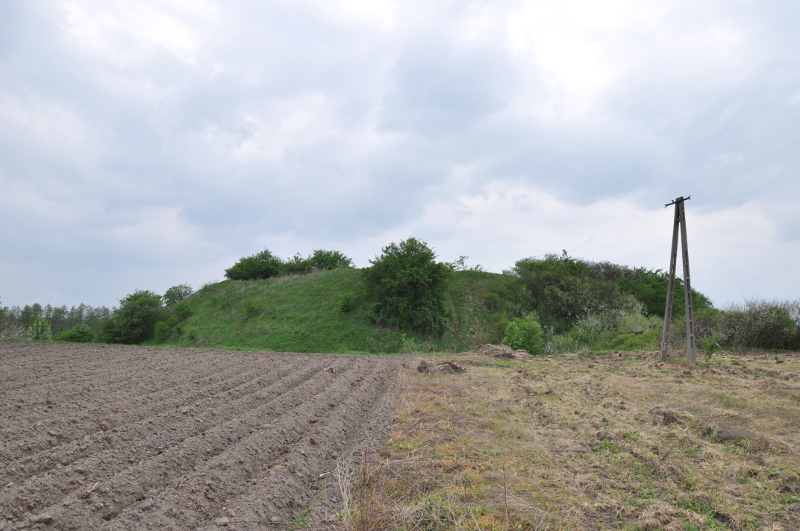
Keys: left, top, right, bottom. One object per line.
{"left": 0, "top": 356, "right": 332, "bottom": 484}
{"left": 1, "top": 356, "right": 359, "bottom": 525}
{"left": 0, "top": 344, "right": 402, "bottom": 531}
{"left": 104, "top": 359, "right": 391, "bottom": 530}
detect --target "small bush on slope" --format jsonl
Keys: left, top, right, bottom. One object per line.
{"left": 362, "top": 238, "right": 452, "bottom": 334}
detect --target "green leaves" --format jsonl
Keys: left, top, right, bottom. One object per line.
{"left": 502, "top": 317, "right": 544, "bottom": 355}
{"left": 362, "top": 237, "right": 452, "bottom": 334}
{"left": 224, "top": 248, "right": 353, "bottom": 280}
{"left": 101, "top": 290, "right": 166, "bottom": 344}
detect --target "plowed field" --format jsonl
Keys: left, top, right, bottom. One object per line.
{"left": 0, "top": 343, "right": 403, "bottom": 530}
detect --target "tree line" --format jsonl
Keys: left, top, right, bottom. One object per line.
{"left": 3, "top": 240, "right": 798, "bottom": 353}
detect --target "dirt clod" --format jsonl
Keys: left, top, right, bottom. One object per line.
{"left": 712, "top": 426, "right": 758, "bottom": 443}
{"left": 29, "top": 513, "right": 53, "bottom": 524}
{"left": 649, "top": 407, "right": 680, "bottom": 425}
{"left": 417, "top": 360, "right": 466, "bottom": 374}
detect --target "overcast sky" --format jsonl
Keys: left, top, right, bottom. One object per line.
{"left": 2, "top": 0, "right": 799, "bottom": 309}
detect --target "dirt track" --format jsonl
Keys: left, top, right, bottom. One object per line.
{"left": 0, "top": 343, "right": 403, "bottom": 530}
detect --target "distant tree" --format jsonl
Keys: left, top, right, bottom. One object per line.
{"left": 306, "top": 249, "right": 353, "bottom": 271}
{"left": 100, "top": 290, "right": 166, "bottom": 344}
{"left": 225, "top": 249, "right": 284, "bottom": 280}
{"left": 362, "top": 237, "right": 452, "bottom": 333}
{"left": 164, "top": 284, "right": 193, "bottom": 306}
{"left": 26, "top": 316, "right": 52, "bottom": 341}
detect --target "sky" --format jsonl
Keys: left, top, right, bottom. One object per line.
{"left": 1, "top": 0, "right": 800, "bottom": 310}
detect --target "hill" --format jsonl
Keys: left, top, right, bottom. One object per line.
{"left": 149, "top": 268, "right": 497, "bottom": 353}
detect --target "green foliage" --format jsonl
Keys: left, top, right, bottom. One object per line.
{"left": 600, "top": 328, "right": 661, "bottom": 351}
{"left": 225, "top": 249, "right": 284, "bottom": 280}
{"left": 338, "top": 293, "right": 356, "bottom": 313}
{"left": 26, "top": 316, "right": 52, "bottom": 341}
{"left": 184, "top": 326, "right": 199, "bottom": 342}
{"left": 225, "top": 248, "right": 354, "bottom": 280}
{"left": 173, "top": 300, "right": 192, "bottom": 320}
{"left": 700, "top": 333, "right": 721, "bottom": 366}
{"left": 618, "top": 267, "right": 712, "bottom": 318}
{"left": 243, "top": 299, "right": 262, "bottom": 318}
{"left": 53, "top": 323, "right": 95, "bottom": 343}
{"left": 164, "top": 284, "right": 193, "bottom": 306}
{"left": 400, "top": 333, "right": 419, "bottom": 353}
{"left": 154, "top": 321, "right": 171, "bottom": 342}
{"left": 545, "top": 334, "right": 581, "bottom": 355}
{"left": 502, "top": 317, "right": 544, "bottom": 355}
{"left": 362, "top": 237, "right": 452, "bottom": 333}
{"left": 716, "top": 299, "right": 799, "bottom": 350}
{"left": 305, "top": 249, "right": 354, "bottom": 271}
{"left": 101, "top": 290, "right": 166, "bottom": 344}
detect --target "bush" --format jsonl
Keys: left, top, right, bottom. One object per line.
{"left": 601, "top": 328, "right": 661, "bottom": 351}
{"left": 338, "top": 293, "right": 356, "bottom": 313}
{"left": 306, "top": 249, "right": 353, "bottom": 271}
{"left": 54, "top": 323, "right": 94, "bottom": 343}
{"left": 362, "top": 238, "right": 452, "bottom": 333}
{"left": 502, "top": 317, "right": 544, "bottom": 355}
{"left": 164, "top": 284, "right": 193, "bottom": 306}
{"left": 26, "top": 316, "right": 52, "bottom": 341}
{"left": 173, "top": 300, "right": 192, "bottom": 320}
{"left": 101, "top": 290, "right": 166, "bottom": 344}
{"left": 545, "top": 334, "right": 581, "bottom": 355}
{"left": 225, "top": 249, "right": 284, "bottom": 280}
{"left": 184, "top": 326, "right": 199, "bottom": 342}
{"left": 154, "top": 321, "right": 171, "bottom": 342}
{"left": 717, "top": 299, "right": 800, "bottom": 350}
{"left": 243, "top": 299, "right": 262, "bottom": 318}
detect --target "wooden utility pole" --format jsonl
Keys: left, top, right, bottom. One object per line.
{"left": 660, "top": 196, "right": 697, "bottom": 364}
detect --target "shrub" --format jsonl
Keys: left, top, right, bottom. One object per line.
{"left": 26, "top": 316, "right": 52, "bottom": 341}
{"left": 225, "top": 249, "right": 284, "bottom": 280}
{"left": 338, "top": 293, "right": 356, "bottom": 313}
{"left": 154, "top": 321, "right": 171, "bottom": 342}
{"left": 306, "top": 249, "right": 354, "bottom": 271}
{"left": 173, "top": 300, "right": 192, "bottom": 320}
{"left": 717, "top": 299, "right": 800, "bottom": 350}
{"left": 54, "top": 323, "right": 94, "bottom": 343}
{"left": 362, "top": 237, "right": 452, "bottom": 333}
{"left": 284, "top": 253, "right": 311, "bottom": 275}
{"left": 101, "top": 290, "right": 166, "bottom": 344}
{"left": 700, "top": 333, "right": 721, "bottom": 366}
{"left": 184, "top": 326, "right": 199, "bottom": 342}
{"left": 164, "top": 284, "right": 193, "bottom": 306}
{"left": 601, "top": 328, "right": 661, "bottom": 351}
{"left": 502, "top": 317, "right": 544, "bottom": 355}
{"left": 545, "top": 334, "right": 581, "bottom": 355}
{"left": 243, "top": 299, "right": 262, "bottom": 318}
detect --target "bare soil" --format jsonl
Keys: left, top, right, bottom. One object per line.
{"left": 0, "top": 342, "right": 403, "bottom": 530}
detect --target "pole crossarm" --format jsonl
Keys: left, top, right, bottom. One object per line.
{"left": 660, "top": 196, "right": 697, "bottom": 364}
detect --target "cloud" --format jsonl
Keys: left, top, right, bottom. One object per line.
{"left": 1, "top": 0, "right": 799, "bottom": 308}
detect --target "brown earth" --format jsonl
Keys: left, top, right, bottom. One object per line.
{"left": 0, "top": 342, "right": 404, "bottom": 530}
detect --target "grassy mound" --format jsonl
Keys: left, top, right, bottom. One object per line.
{"left": 150, "top": 268, "right": 498, "bottom": 353}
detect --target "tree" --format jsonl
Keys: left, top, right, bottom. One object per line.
{"left": 101, "top": 290, "right": 166, "bottom": 344}
{"left": 224, "top": 249, "right": 284, "bottom": 280}
{"left": 362, "top": 237, "right": 452, "bottom": 333}
{"left": 26, "top": 316, "right": 52, "bottom": 341}
{"left": 306, "top": 249, "right": 353, "bottom": 271}
{"left": 164, "top": 284, "right": 193, "bottom": 306}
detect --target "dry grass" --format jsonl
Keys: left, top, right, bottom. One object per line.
{"left": 345, "top": 350, "right": 800, "bottom": 530}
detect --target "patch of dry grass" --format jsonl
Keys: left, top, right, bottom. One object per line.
{"left": 346, "top": 351, "right": 800, "bottom": 530}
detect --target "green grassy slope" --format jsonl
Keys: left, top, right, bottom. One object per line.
{"left": 150, "top": 268, "right": 499, "bottom": 353}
